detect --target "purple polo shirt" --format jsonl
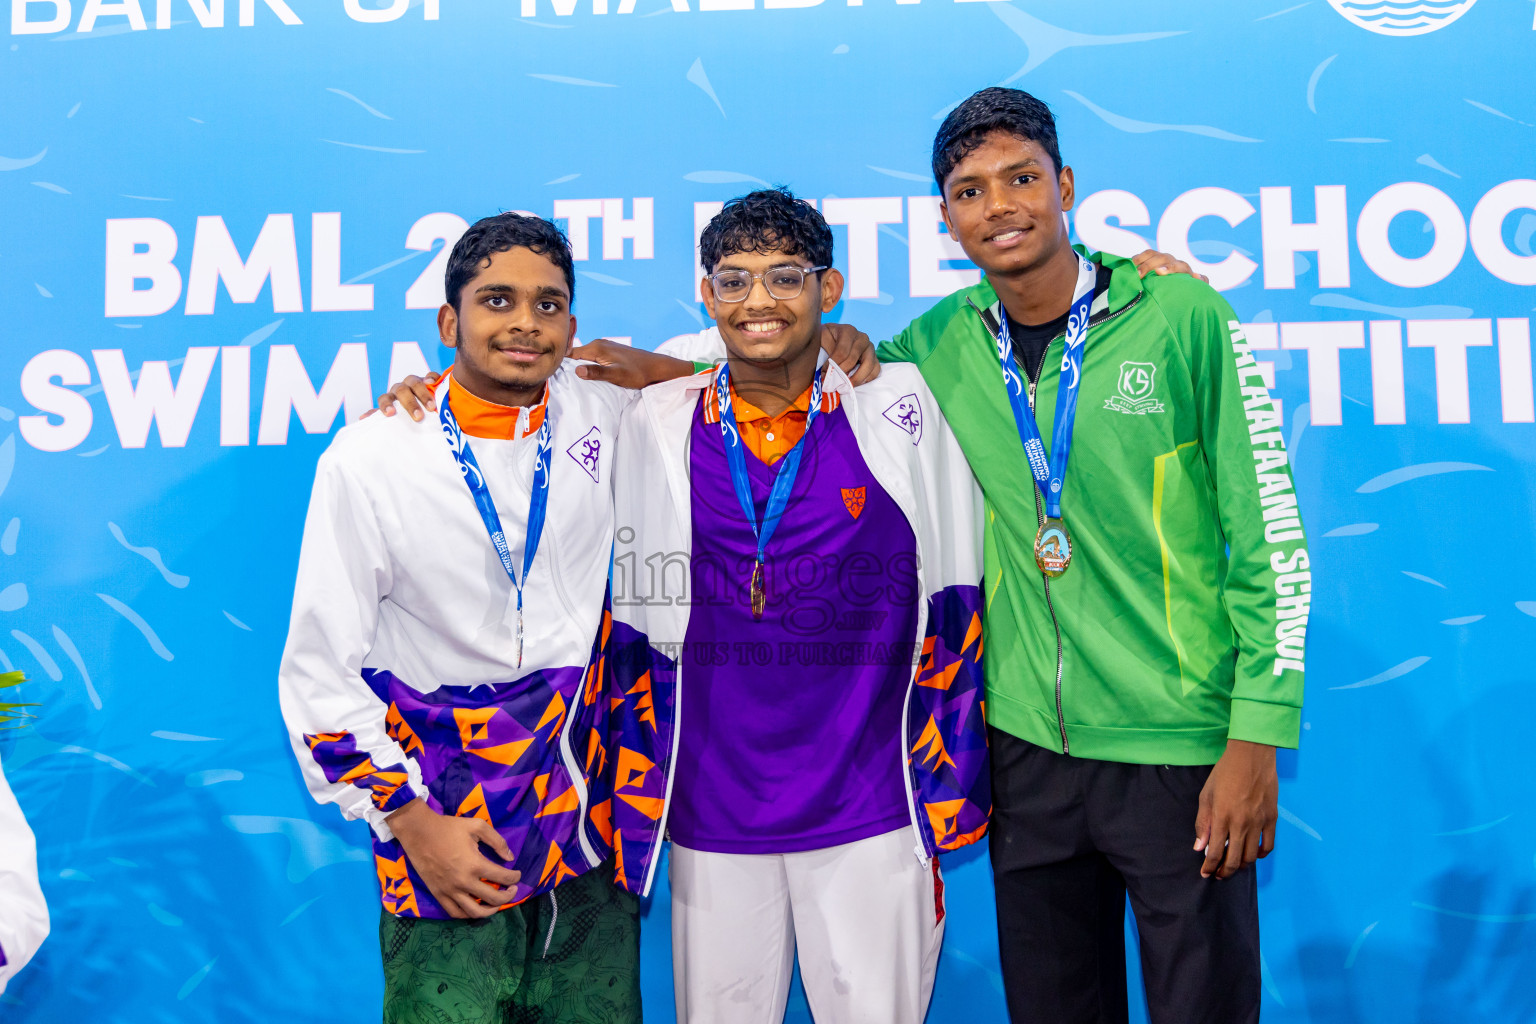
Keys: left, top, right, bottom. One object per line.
{"left": 668, "top": 397, "right": 919, "bottom": 854}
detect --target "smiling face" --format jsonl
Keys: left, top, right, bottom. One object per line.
{"left": 939, "top": 130, "right": 1076, "bottom": 282}
{"left": 437, "top": 246, "right": 574, "bottom": 404}
{"left": 701, "top": 248, "right": 843, "bottom": 368}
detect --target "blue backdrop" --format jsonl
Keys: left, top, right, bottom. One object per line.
{"left": 3, "top": 0, "right": 1535, "bottom": 1020}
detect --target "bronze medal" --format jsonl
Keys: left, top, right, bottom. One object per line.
{"left": 750, "top": 560, "right": 767, "bottom": 620}
{"left": 1034, "top": 518, "right": 1072, "bottom": 578}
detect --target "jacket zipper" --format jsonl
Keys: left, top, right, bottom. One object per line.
{"left": 640, "top": 656, "right": 682, "bottom": 897}
{"left": 890, "top": 466, "right": 933, "bottom": 863}
{"left": 1025, "top": 357, "right": 1070, "bottom": 755}
{"left": 897, "top": 600, "right": 931, "bottom": 863}
{"left": 556, "top": 672, "right": 600, "bottom": 869}
{"left": 970, "top": 286, "right": 1143, "bottom": 758}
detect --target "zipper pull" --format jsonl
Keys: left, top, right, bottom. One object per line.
{"left": 1026, "top": 378, "right": 1038, "bottom": 411}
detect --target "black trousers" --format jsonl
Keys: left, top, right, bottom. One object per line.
{"left": 988, "top": 728, "right": 1260, "bottom": 1024}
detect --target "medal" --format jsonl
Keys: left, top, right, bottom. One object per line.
{"left": 749, "top": 560, "right": 767, "bottom": 620}
{"left": 440, "top": 373, "right": 552, "bottom": 670}
{"left": 716, "top": 361, "right": 826, "bottom": 620}
{"left": 1033, "top": 517, "right": 1072, "bottom": 577}
{"left": 515, "top": 606, "right": 525, "bottom": 668}
{"left": 989, "top": 253, "right": 1097, "bottom": 579}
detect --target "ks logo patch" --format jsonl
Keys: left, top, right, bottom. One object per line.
{"left": 1105, "top": 361, "right": 1165, "bottom": 415}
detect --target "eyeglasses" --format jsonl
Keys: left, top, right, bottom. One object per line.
{"left": 708, "top": 265, "right": 828, "bottom": 303}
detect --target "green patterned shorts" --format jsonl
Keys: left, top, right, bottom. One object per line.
{"left": 379, "top": 861, "right": 641, "bottom": 1024}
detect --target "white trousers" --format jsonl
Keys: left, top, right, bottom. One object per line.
{"left": 670, "top": 827, "right": 944, "bottom": 1024}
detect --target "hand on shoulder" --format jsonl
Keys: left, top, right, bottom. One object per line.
{"left": 364, "top": 373, "right": 440, "bottom": 423}
{"left": 819, "top": 323, "right": 881, "bottom": 385}
{"left": 1131, "top": 249, "right": 1209, "bottom": 286}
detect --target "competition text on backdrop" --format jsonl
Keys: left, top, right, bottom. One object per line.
{"left": 16, "top": 174, "right": 1536, "bottom": 450}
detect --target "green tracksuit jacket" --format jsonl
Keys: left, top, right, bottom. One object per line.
{"left": 878, "top": 249, "right": 1308, "bottom": 765}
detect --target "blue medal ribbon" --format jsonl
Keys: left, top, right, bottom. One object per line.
{"left": 991, "top": 254, "right": 1097, "bottom": 520}
{"left": 715, "top": 360, "right": 826, "bottom": 617}
{"left": 440, "top": 377, "right": 553, "bottom": 668}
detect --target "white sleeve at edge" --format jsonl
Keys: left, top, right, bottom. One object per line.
{"left": 930, "top": 385, "right": 986, "bottom": 584}
{"left": 0, "top": 756, "right": 48, "bottom": 995}
{"left": 277, "top": 449, "right": 420, "bottom": 842}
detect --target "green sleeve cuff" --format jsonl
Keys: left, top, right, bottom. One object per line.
{"left": 1228, "top": 698, "right": 1302, "bottom": 749}
{"left": 691, "top": 360, "right": 715, "bottom": 374}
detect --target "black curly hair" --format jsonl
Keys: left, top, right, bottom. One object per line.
{"left": 932, "top": 87, "right": 1063, "bottom": 191}
{"left": 698, "top": 187, "right": 834, "bottom": 274}
{"left": 444, "top": 212, "right": 576, "bottom": 310}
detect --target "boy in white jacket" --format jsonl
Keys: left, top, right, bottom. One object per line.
{"left": 605, "top": 189, "right": 990, "bottom": 1024}
{"left": 279, "top": 213, "right": 653, "bottom": 1023}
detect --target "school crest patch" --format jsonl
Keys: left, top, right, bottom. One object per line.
{"left": 566, "top": 427, "right": 603, "bottom": 481}
{"left": 1104, "top": 361, "right": 1165, "bottom": 415}
{"left": 883, "top": 394, "right": 923, "bottom": 444}
{"left": 842, "top": 486, "right": 866, "bottom": 519}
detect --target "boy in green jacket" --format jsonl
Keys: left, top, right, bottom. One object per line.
{"left": 875, "top": 87, "right": 1306, "bottom": 1023}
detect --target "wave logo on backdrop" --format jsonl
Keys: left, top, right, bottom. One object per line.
{"left": 1326, "top": 0, "right": 1480, "bottom": 36}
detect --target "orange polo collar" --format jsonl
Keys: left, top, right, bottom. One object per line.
{"left": 701, "top": 373, "right": 841, "bottom": 466}
{"left": 434, "top": 369, "right": 548, "bottom": 441}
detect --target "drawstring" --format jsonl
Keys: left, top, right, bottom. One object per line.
{"left": 541, "top": 887, "right": 559, "bottom": 959}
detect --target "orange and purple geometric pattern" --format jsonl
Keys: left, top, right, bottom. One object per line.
{"left": 601, "top": 618, "right": 676, "bottom": 895}
{"left": 908, "top": 584, "right": 991, "bottom": 855}
{"left": 303, "top": 601, "right": 618, "bottom": 920}
{"left": 303, "top": 731, "right": 417, "bottom": 814}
